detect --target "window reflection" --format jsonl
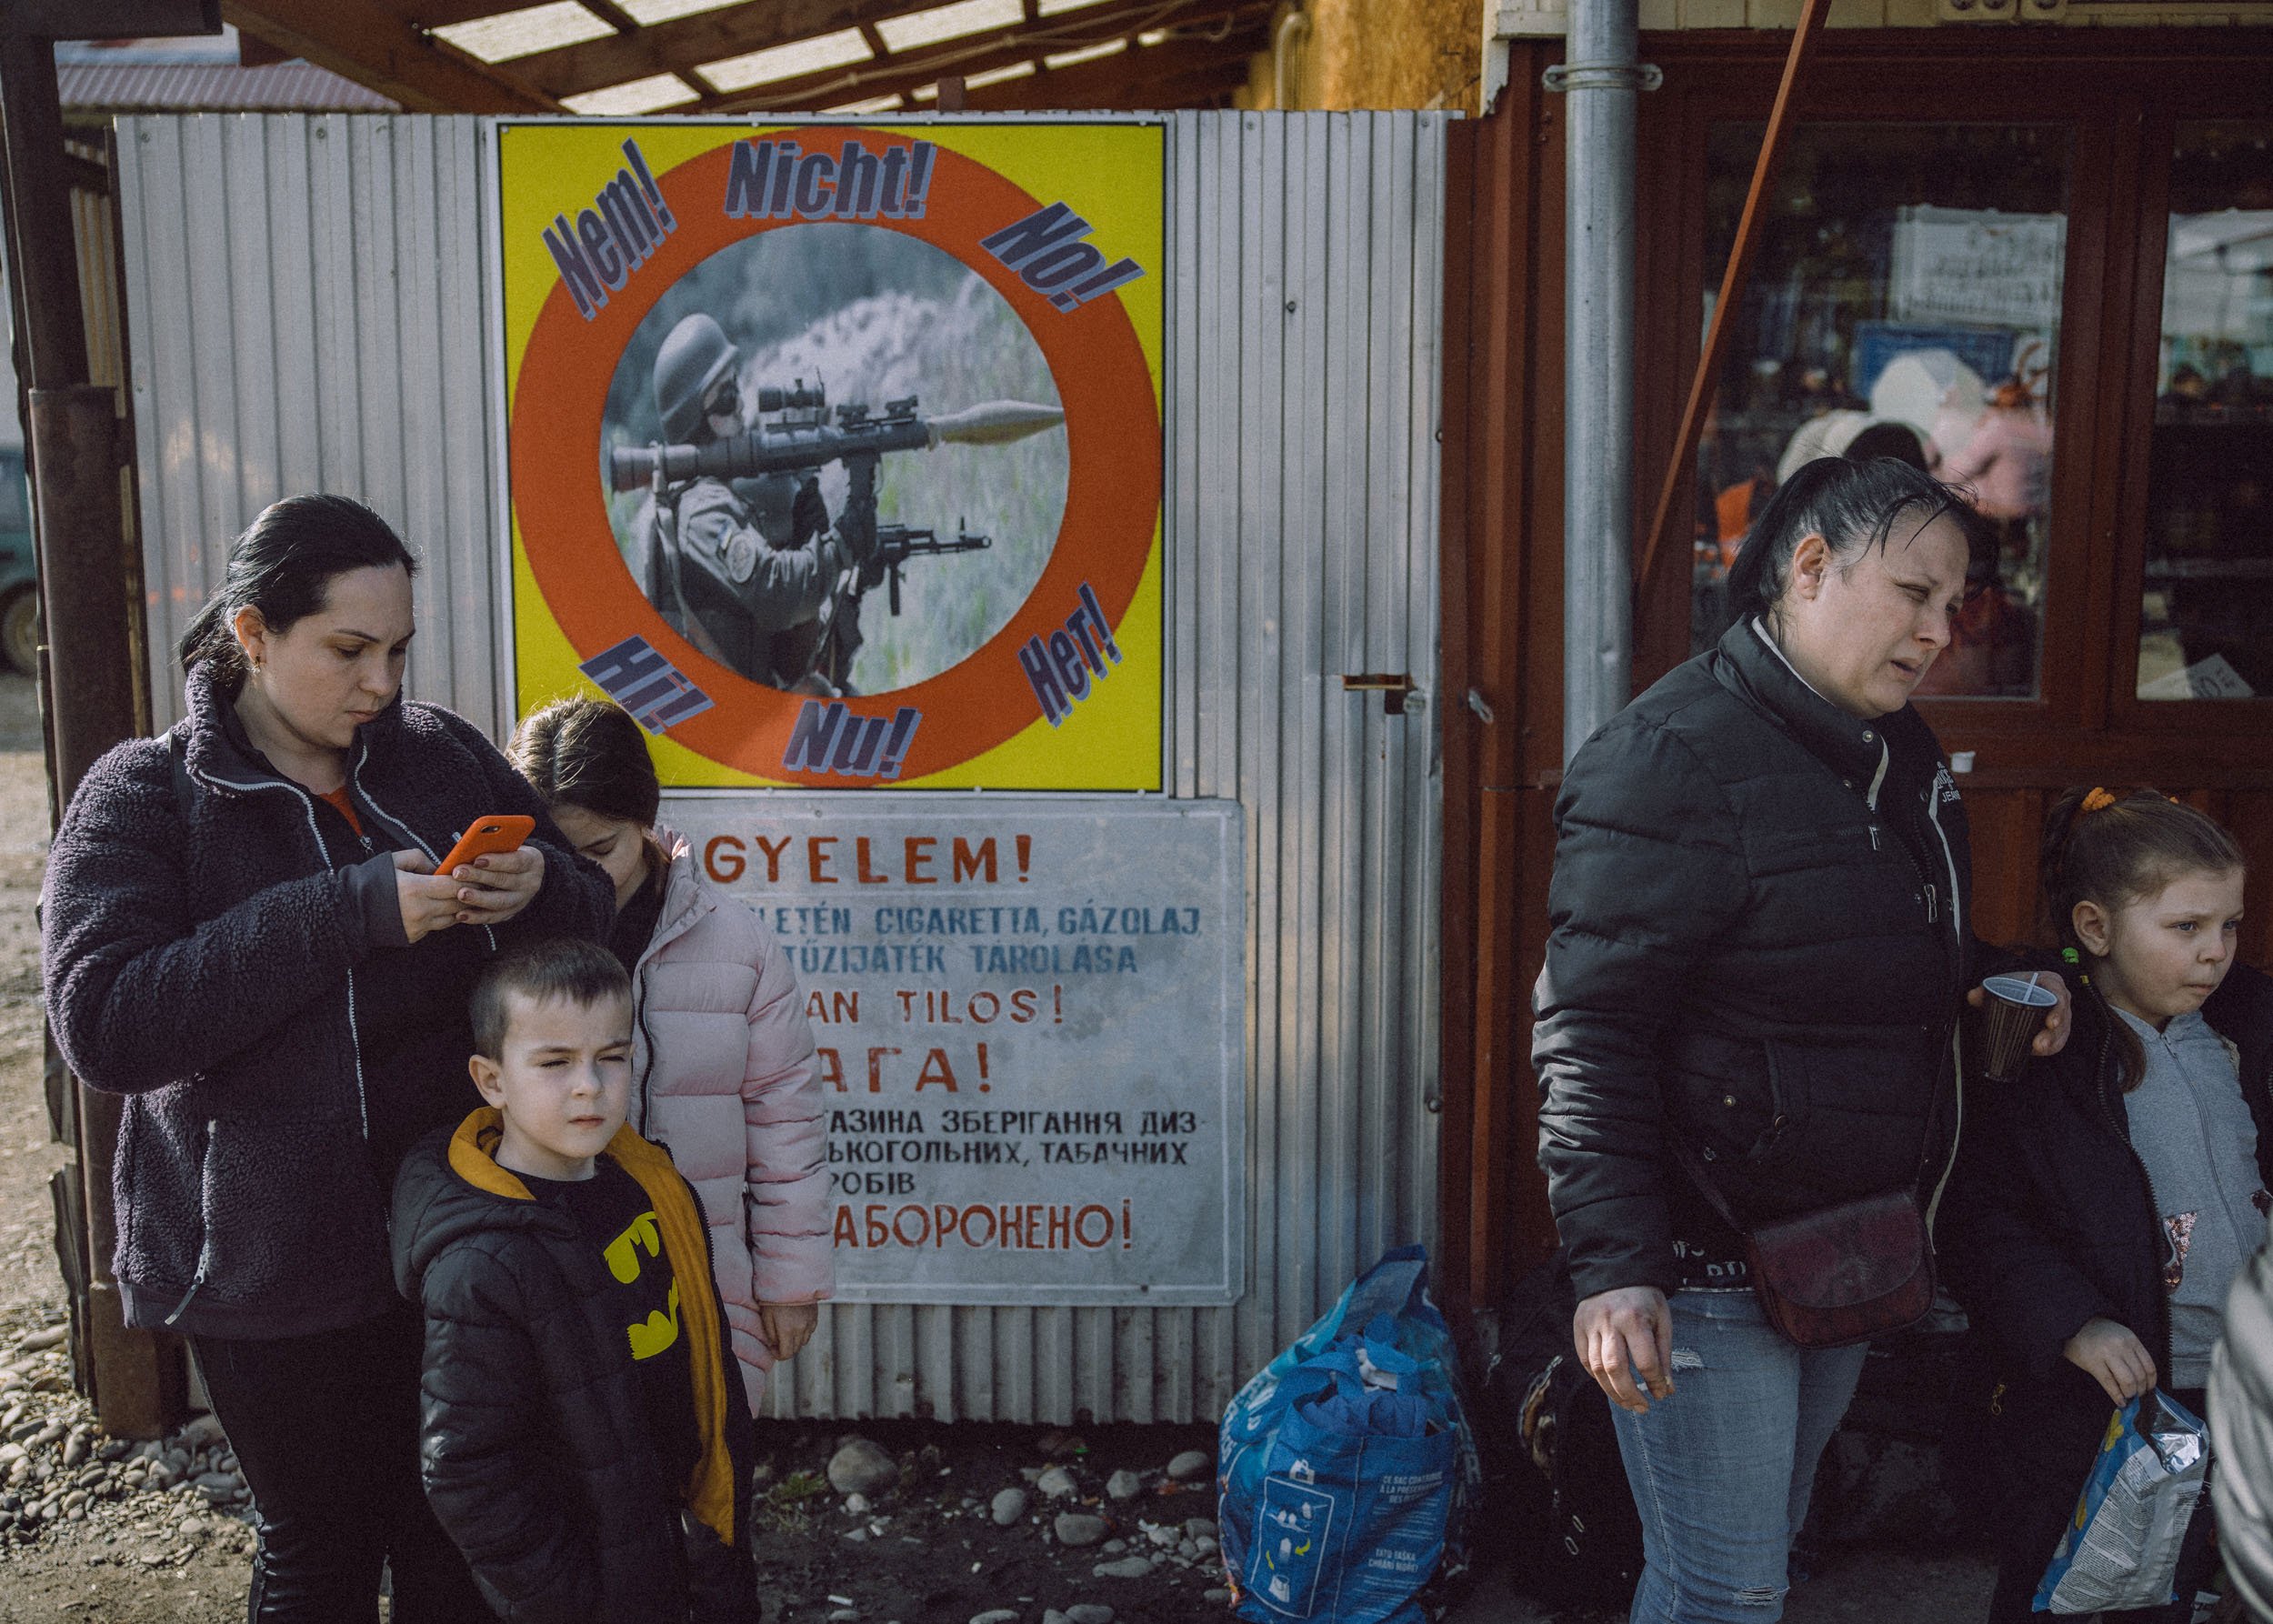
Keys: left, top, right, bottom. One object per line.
{"left": 2137, "top": 123, "right": 2273, "bottom": 701}
{"left": 1696, "top": 125, "right": 2070, "bottom": 700}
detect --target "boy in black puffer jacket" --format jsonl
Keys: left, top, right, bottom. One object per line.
{"left": 393, "top": 937, "right": 760, "bottom": 1624}
{"left": 1940, "top": 789, "right": 2273, "bottom": 1623}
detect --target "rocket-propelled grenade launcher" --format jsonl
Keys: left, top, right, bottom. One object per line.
{"left": 609, "top": 396, "right": 1066, "bottom": 492}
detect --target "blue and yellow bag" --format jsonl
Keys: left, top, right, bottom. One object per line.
{"left": 2034, "top": 1390, "right": 2210, "bottom": 1615}
{"left": 1217, "top": 1247, "right": 1480, "bottom": 1624}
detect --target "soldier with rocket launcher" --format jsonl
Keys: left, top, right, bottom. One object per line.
{"left": 621, "top": 312, "right": 1065, "bottom": 693}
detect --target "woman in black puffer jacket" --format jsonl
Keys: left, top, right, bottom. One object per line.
{"left": 42, "top": 495, "right": 613, "bottom": 1622}
{"left": 1533, "top": 457, "right": 2068, "bottom": 1623}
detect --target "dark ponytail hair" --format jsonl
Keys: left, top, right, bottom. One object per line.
{"left": 2040, "top": 786, "right": 2247, "bottom": 1090}
{"left": 178, "top": 495, "right": 417, "bottom": 684}
{"left": 1727, "top": 456, "right": 1981, "bottom": 624}
{"left": 508, "top": 697, "right": 661, "bottom": 830}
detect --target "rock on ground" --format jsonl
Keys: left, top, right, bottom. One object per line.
{"left": 990, "top": 1486, "right": 1030, "bottom": 1525}
{"left": 826, "top": 1437, "right": 899, "bottom": 1496}
{"left": 1164, "top": 1450, "right": 1210, "bottom": 1481}
{"left": 1104, "top": 1469, "right": 1142, "bottom": 1501}
{"left": 1053, "top": 1511, "right": 1107, "bottom": 1548}
{"left": 1036, "top": 1464, "right": 1079, "bottom": 1499}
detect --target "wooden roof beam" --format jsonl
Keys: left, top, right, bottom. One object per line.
{"left": 703, "top": 1, "right": 1268, "bottom": 114}
{"left": 518, "top": 0, "right": 1259, "bottom": 103}
{"left": 977, "top": 54, "right": 1254, "bottom": 111}
{"left": 7, "top": 0, "right": 217, "bottom": 34}
{"left": 510, "top": 0, "right": 939, "bottom": 102}
{"left": 960, "top": 35, "right": 1259, "bottom": 110}
{"left": 224, "top": 0, "right": 558, "bottom": 112}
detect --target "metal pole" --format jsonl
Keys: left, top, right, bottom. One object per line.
{"left": 0, "top": 26, "right": 179, "bottom": 1439}
{"left": 1557, "top": 0, "right": 1650, "bottom": 762}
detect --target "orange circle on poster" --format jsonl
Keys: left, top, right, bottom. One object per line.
{"left": 511, "top": 128, "right": 1161, "bottom": 787}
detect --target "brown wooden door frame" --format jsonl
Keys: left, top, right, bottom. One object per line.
{"left": 1630, "top": 35, "right": 2273, "bottom": 773}
{"left": 1438, "top": 48, "right": 1570, "bottom": 1306}
{"left": 1444, "top": 29, "right": 2273, "bottom": 1308}
{"left": 2104, "top": 89, "right": 2273, "bottom": 742}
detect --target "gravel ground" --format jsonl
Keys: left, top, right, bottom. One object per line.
{"left": 0, "top": 670, "right": 2008, "bottom": 1623}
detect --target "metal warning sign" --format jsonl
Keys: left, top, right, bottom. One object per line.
{"left": 665, "top": 797, "right": 1243, "bottom": 1305}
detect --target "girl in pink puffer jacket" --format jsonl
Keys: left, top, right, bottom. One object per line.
{"left": 509, "top": 697, "right": 832, "bottom": 1412}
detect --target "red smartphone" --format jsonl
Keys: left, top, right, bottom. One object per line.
{"left": 434, "top": 815, "right": 535, "bottom": 877}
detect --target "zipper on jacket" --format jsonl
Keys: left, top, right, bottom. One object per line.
{"left": 636, "top": 963, "right": 662, "bottom": 1132}
{"left": 2091, "top": 1004, "right": 2177, "bottom": 1379}
{"left": 188, "top": 760, "right": 375, "bottom": 1140}
{"left": 163, "top": 1119, "right": 223, "bottom": 1328}
{"left": 1921, "top": 774, "right": 1968, "bottom": 1232}
{"left": 350, "top": 745, "right": 501, "bottom": 955}
{"left": 1924, "top": 775, "right": 1965, "bottom": 968}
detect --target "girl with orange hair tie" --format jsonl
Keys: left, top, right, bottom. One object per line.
{"left": 1941, "top": 787, "right": 2272, "bottom": 1622}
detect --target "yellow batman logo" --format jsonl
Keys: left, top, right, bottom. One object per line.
{"left": 628, "top": 1280, "right": 681, "bottom": 1361}
{"left": 604, "top": 1211, "right": 664, "bottom": 1284}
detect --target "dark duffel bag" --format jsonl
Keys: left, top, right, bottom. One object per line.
{"left": 1478, "top": 1252, "right": 1644, "bottom": 1609}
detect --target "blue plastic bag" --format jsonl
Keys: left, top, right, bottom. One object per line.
{"left": 2034, "top": 1391, "right": 2210, "bottom": 1615}
{"left": 1218, "top": 1246, "right": 1481, "bottom": 1623}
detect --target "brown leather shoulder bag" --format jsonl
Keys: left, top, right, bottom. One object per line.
{"left": 1672, "top": 1141, "right": 1936, "bottom": 1350}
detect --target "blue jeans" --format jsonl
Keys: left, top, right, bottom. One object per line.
{"left": 1608, "top": 1289, "right": 1869, "bottom": 1623}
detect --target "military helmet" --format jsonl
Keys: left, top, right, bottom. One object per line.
{"left": 654, "top": 313, "right": 741, "bottom": 442}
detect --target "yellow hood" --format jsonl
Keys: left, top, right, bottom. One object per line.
{"left": 447, "top": 1109, "right": 738, "bottom": 1546}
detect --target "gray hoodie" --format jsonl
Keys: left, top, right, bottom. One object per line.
{"left": 2118, "top": 1006, "right": 2270, "bottom": 1386}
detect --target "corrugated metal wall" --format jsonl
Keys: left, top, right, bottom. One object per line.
{"left": 115, "top": 110, "right": 1450, "bottom": 1424}
{"left": 117, "top": 115, "right": 499, "bottom": 735}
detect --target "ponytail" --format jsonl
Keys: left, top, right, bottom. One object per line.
{"left": 2040, "top": 786, "right": 2247, "bottom": 1090}
{"left": 1730, "top": 455, "right": 1984, "bottom": 626}
{"left": 508, "top": 697, "right": 661, "bottom": 829}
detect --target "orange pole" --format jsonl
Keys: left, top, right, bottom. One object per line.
{"left": 1634, "top": 0, "right": 1835, "bottom": 605}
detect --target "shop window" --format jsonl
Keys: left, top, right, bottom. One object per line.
{"left": 2137, "top": 122, "right": 2273, "bottom": 702}
{"left": 1695, "top": 125, "right": 2070, "bottom": 701}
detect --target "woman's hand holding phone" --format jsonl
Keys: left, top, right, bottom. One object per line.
{"left": 393, "top": 851, "right": 464, "bottom": 943}
{"left": 447, "top": 846, "right": 545, "bottom": 927}
{"left": 392, "top": 813, "right": 546, "bottom": 938}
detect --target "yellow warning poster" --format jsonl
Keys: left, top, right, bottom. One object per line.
{"left": 494, "top": 120, "right": 1164, "bottom": 789}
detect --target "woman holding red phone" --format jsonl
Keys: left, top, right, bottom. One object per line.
{"left": 42, "top": 494, "right": 612, "bottom": 1623}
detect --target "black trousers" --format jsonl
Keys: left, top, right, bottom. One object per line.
{"left": 1987, "top": 1385, "right": 2216, "bottom": 1624}
{"left": 192, "top": 1301, "right": 493, "bottom": 1624}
